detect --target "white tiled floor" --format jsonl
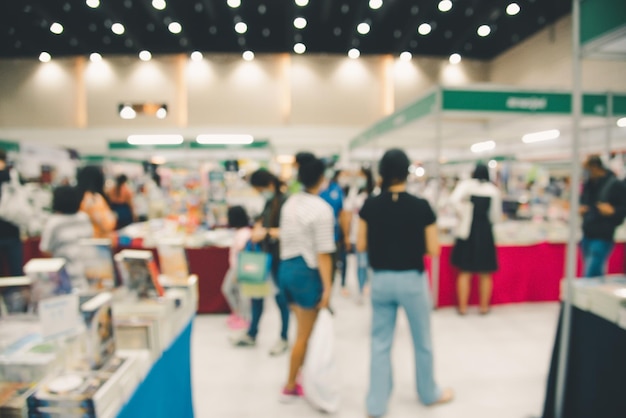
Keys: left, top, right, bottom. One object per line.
{"left": 191, "top": 288, "right": 559, "bottom": 418}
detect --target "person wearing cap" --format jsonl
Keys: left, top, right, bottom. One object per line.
{"left": 358, "top": 148, "right": 453, "bottom": 417}
{"left": 580, "top": 155, "right": 626, "bottom": 278}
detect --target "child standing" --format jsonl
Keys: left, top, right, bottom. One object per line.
{"left": 40, "top": 186, "right": 95, "bottom": 291}
{"left": 221, "top": 206, "right": 252, "bottom": 329}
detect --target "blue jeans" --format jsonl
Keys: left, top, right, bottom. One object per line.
{"left": 0, "top": 237, "right": 23, "bottom": 277}
{"left": 581, "top": 238, "right": 614, "bottom": 278}
{"left": 367, "top": 270, "right": 441, "bottom": 417}
{"left": 247, "top": 258, "right": 290, "bottom": 341}
{"left": 357, "top": 251, "right": 369, "bottom": 294}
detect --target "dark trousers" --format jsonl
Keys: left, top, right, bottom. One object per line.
{"left": 247, "top": 258, "right": 290, "bottom": 341}
{"left": 0, "top": 237, "right": 23, "bottom": 276}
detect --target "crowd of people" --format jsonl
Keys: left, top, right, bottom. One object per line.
{"left": 1, "top": 146, "right": 625, "bottom": 416}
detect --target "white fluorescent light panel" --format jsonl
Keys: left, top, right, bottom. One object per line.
{"left": 522, "top": 129, "right": 560, "bottom": 143}
{"left": 470, "top": 140, "right": 496, "bottom": 153}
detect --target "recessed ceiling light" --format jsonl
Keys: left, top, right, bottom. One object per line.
{"left": 86, "top": 0, "right": 100, "bottom": 8}
{"left": 418, "top": 23, "right": 432, "bottom": 35}
{"left": 295, "top": 0, "right": 309, "bottom": 6}
{"left": 191, "top": 51, "right": 203, "bottom": 61}
{"left": 111, "top": 23, "right": 125, "bottom": 35}
{"left": 294, "top": 17, "right": 307, "bottom": 29}
{"left": 488, "top": 160, "right": 498, "bottom": 169}
{"left": 50, "top": 22, "right": 64, "bottom": 34}
{"left": 506, "top": 3, "right": 520, "bottom": 16}
{"left": 400, "top": 51, "right": 412, "bottom": 62}
{"left": 369, "top": 0, "right": 383, "bottom": 10}
{"left": 438, "top": 0, "right": 452, "bottom": 12}
{"left": 139, "top": 50, "right": 152, "bottom": 61}
{"left": 168, "top": 21, "right": 182, "bottom": 34}
{"left": 120, "top": 106, "right": 137, "bottom": 120}
{"left": 477, "top": 24, "right": 491, "bottom": 37}
{"left": 293, "top": 43, "right": 306, "bottom": 54}
{"left": 152, "top": 0, "right": 166, "bottom": 10}
{"left": 39, "top": 52, "right": 51, "bottom": 63}
{"left": 89, "top": 52, "right": 102, "bottom": 62}
{"left": 617, "top": 117, "right": 626, "bottom": 128}
{"left": 235, "top": 22, "right": 247, "bottom": 34}
{"left": 357, "top": 22, "right": 371, "bottom": 35}
{"left": 156, "top": 107, "right": 167, "bottom": 119}
{"left": 449, "top": 53, "right": 461, "bottom": 64}
{"left": 227, "top": 0, "right": 241, "bottom": 8}
{"left": 242, "top": 50, "right": 255, "bottom": 61}
{"left": 348, "top": 48, "right": 360, "bottom": 59}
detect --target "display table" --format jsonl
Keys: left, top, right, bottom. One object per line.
{"left": 430, "top": 242, "right": 626, "bottom": 307}
{"left": 541, "top": 305, "right": 626, "bottom": 418}
{"left": 117, "top": 318, "right": 194, "bottom": 418}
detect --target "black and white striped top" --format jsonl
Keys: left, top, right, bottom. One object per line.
{"left": 279, "top": 192, "right": 336, "bottom": 268}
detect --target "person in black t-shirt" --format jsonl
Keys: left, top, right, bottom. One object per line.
{"left": 357, "top": 149, "right": 453, "bottom": 418}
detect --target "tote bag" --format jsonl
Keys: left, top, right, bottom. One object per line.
{"left": 237, "top": 241, "right": 273, "bottom": 298}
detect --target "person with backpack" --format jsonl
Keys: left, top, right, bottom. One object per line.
{"left": 580, "top": 155, "right": 626, "bottom": 278}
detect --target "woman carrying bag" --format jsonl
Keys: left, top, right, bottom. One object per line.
{"left": 230, "top": 169, "right": 291, "bottom": 357}
{"left": 357, "top": 149, "right": 453, "bottom": 418}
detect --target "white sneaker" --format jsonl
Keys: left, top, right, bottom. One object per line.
{"left": 229, "top": 333, "right": 256, "bottom": 347}
{"left": 269, "top": 339, "right": 289, "bottom": 356}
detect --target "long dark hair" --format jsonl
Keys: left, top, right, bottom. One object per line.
{"left": 361, "top": 167, "right": 374, "bottom": 196}
{"left": 250, "top": 169, "right": 283, "bottom": 227}
{"left": 379, "top": 149, "right": 410, "bottom": 192}
{"left": 473, "top": 163, "right": 490, "bottom": 182}
{"left": 77, "top": 165, "right": 108, "bottom": 203}
{"left": 115, "top": 174, "right": 128, "bottom": 196}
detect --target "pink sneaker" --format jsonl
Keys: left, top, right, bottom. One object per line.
{"left": 231, "top": 316, "right": 249, "bottom": 330}
{"left": 279, "top": 384, "right": 304, "bottom": 403}
{"left": 226, "top": 314, "right": 240, "bottom": 329}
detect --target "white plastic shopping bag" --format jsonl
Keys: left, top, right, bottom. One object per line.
{"left": 302, "top": 308, "right": 341, "bottom": 413}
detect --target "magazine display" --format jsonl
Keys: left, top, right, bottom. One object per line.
{"left": 156, "top": 239, "right": 189, "bottom": 285}
{"left": 114, "top": 250, "right": 164, "bottom": 299}
{"left": 0, "top": 381, "right": 37, "bottom": 418}
{"left": 23, "top": 259, "right": 72, "bottom": 311}
{"left": 0, "top": 277, "right": 32, "bottom": 316}
{"left": 78, "top": 239, "right": 116, "bottom": 292}
{"left": 80, "top": 293, "right": 115, "bottom": 370}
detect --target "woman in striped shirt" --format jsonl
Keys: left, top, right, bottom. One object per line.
{"left": 278, "top": 154, "right": 335, "bottom": 402}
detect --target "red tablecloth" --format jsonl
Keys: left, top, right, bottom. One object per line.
{"left": 431, "top": 242, "right": 626, "bottom": 307}
{"left": 185, "top": 247, "right": 230, "bottom": 314}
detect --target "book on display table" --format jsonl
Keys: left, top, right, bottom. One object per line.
{"left": 22, "top": 259, "right": 72, "bottom": 312}
{"left": 80, "top": 293, "right": 115, "bottom": 370}
{"left": 114, "top": 250, "right": 164, "bottom": 299}
{"left": 78, "top": 239, "right": 117, "bottom": 292}
{"left": 156, "top": 238, "right": 189, "bottom": 285}
{"left": 0, "top": 277, "right": 32, "bottom": 316}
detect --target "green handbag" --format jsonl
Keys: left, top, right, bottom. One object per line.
{"left": 237, "top": 242, "right": 272, "bottom": 284}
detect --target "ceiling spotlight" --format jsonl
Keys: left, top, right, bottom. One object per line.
{"left": 50, "top": 22, "right": 64, "bottom": 34}
{"left": 111, "top": 23, "right": 125, "bottom": 35}
{"left": 449, "top": 53, "right": 461, "bottom": 64}
{"left": 357, "top": 22, "right": 371, "bottom": 35}
{"left": 227, "top": 0, "right": 241, "bottom": 8}
{"left": 471, "top": 140, "right": 496, "bottom": 153}
{"left": 120, "top": 106, "right": 137, "bottom": 120}
{"left": 506, "top": 3, "right": 521, "bottom": 16}
{"left": 235, "top": 22, "right": 248, "bottom": 34}
{"left": 152, "top": 0, "right": 166, "bottom": 10}
{"left": 617, "top": 117, "right": 626, "bottom": 128}
{"left": 400, "top": 51, "right": 412, "bottom": 62}
{"left": 38, "top": 52, "right": 51, "bottom": 63}
{"left": 294, "top": 17, "right": 307, "bottom": 29}
{"left": 168, "top": 22, "right": 182, "bottom": 34}
{"left": 477, "top": 24, "right": 491, "bottom": 37}
{"left": 86, "top": 0, "right": 100, "bottom": 8}
{"left": 156, "top": 107, "right": 167, "bottom": 119}
{"left": 348, "top": 48, "right": 360, "bottom": 59}
{"left": 89, "top": 52, "right": 102, "bottom": 62}
{"left": 488, "top": 160, "right": 498, "bottom": 169}
{"left": 418, "top": 23, "right": 432, "bottom": 35}
{"left": 369, "top": 0, "right": 383, "bottom": 10}
{"left": 293, "top": 43, "right": 306, "bottom": 54}
{"left": 438, "top": 0, "right": 453, "bottom": 12}
{"left": 415, "top": 167, "right": 425, "bottom": 177}
{"left": 242, "top": 50, "right": 255, "bottom": 61}
{"left": 295, "top": 0, "right": 309, "bottom": 6}
{"left": 522, "top": 129, "right": 560, "bottom": 143}
{"left": 139, "top": 50, "right": 152, "bottom": 61}
{"left": 190, "top": 51, "right": 203, "bottom": 61}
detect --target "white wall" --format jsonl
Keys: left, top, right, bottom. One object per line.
{"left": 490, "top": 15, "right": 626, "bottom": 91}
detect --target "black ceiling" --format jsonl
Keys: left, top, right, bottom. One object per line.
{"left": 0, "top": 0, "right": 571, "bottom": 60}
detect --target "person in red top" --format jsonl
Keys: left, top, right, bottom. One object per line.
{"left": 107, "top": 174, "right": 134, "bottom": 230}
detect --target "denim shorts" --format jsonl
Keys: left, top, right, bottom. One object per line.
{"left": 278, "top": 256, "right": 323, "bottom": 309}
